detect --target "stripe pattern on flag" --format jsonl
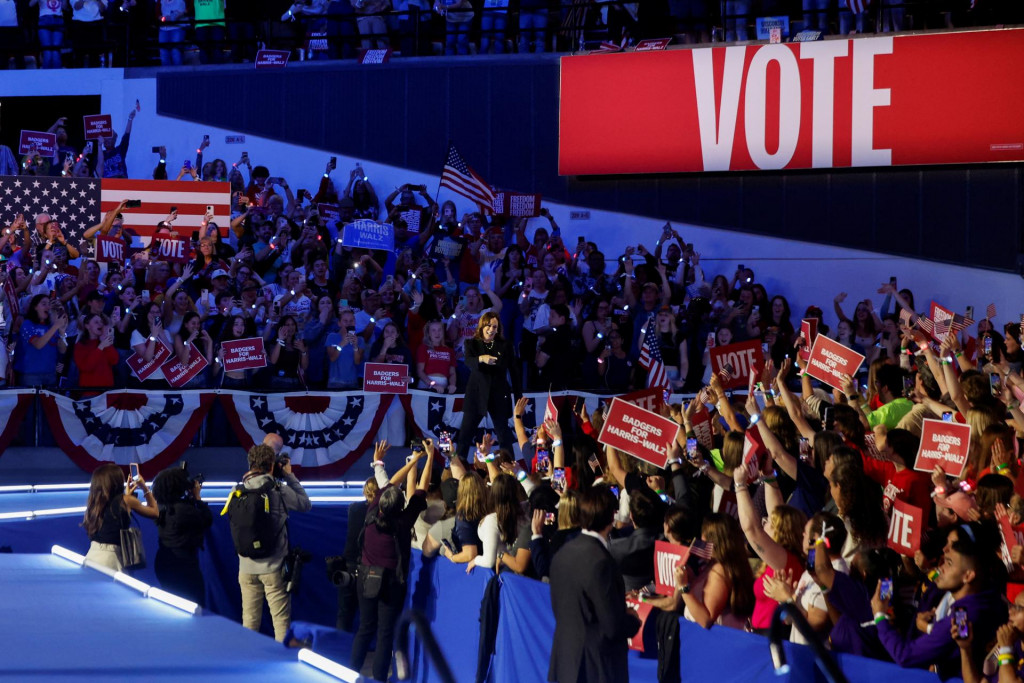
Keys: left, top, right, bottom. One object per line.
{"left": 439, "top": 144, "right": 495, "bottom": 213}
{"left": 100, "top": 179, "right": 232, "bottom": 242}
{"left": 949, "top": 313, "right": 975, "bottom": 334}
{"left": 987, "top": 303, "right": 997, "bottom": 320}
{"left": 639, "top": 322, "right": 669, "bottom": 389}
{"left": 40, "top": 390, "right": 214, "bottom": 477}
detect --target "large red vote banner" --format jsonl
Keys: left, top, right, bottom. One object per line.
{"left": 559, "top": 29, "right": 1024, "bottom": 174}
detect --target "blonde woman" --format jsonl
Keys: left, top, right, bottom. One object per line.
{"left": 439, "top": 473, "right": 491, "bottom": 563}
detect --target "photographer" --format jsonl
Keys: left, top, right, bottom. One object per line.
{"left": 231, "top": 444, "right": 311, "bottom": 642}
{"left": 151, "top": 465, "right": 213, "bottom": 608}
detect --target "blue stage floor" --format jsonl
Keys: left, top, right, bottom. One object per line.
{"left": 1, "top": 553, "right": 340, "bottom": 682}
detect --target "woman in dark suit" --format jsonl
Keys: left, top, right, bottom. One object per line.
{"left": 455, "top": 312, "right": 516, "bottom": 461}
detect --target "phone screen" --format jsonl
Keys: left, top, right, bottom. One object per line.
{"left": 552, "top": 468, "right": 566, "bottom": 493}
{"left": 823, "top": 407, "right": 834, "bottom": 431}
{"left": 954, "top": 608, "right": 968, "bottom": 638}
{"left": 129, "top": 463, "right": 140, "bottom": 481}
{"left": 880, "top": 578, "right": 893, "bottom": 601}
{"left": 942, "top": 411, "right": 953, "bottom": 422}
{"left": 990, "top": 373, "right": 1002, "bottom": 397}
{"left": 574, "top": 397, "right": 585, "bottom": 414}
{"left": 685, "top": 438, "right": 698, "bottom": 460}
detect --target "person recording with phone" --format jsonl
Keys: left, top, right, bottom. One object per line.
{"left": 454, "top": 312, "right": 516, "bottom": 461}
{"left": 82, "top": 463, "right": 159, "bottom": 571}
{"left": 151, "top": 465, "right": 212, "bottom": 608}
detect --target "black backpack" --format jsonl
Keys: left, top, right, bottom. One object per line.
{"left": 223, "top": 479, "right": 284, "bottom": 559}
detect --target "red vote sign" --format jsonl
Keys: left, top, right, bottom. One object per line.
{"left": 95, "top": 235, "right": 124, "bottom": 263}
{"left": 914, "top": 418, "right": 971, "bottom": 478}
{"left": 155, "top": 237, "right": 190, "bottom": 263}
{"left": 127, "top": 341, "right": 173, "bottom": 381}
{"left": 83, "top": 114, "right": 113, "bottom": 140}
{"left": 221, "top": 338, "right": 267, "bottom": 372}
{"left": 887, "top": 498, "right": 923, "bottom": 557}
{"left": 161, "top": 344, "right": 209, "bottom": 388}
{"left": 560, "top": 30, "right": 1024, "bottom": 174}
{"left": 625, "top": 598, "right": 654, "bottom": 652}
{"left": 619, "top": 386, "right": 665, "bottom": 413}
{"left": 804, "top": 334, "right": 865, "bottom": 390}
{"left": 363, "top": 363, "right": 409, "bottom": 394}
{"left": 598, "top": 398, "right": 679, "bottom": 469}
{"left": 799, "top": 318, "right": 818, "bottom": 362}
{"left": 653, "top": 540, "right": 690, "bottom": 595}
{"left": 708, "top": 339, "right": 764, "bottom": 391}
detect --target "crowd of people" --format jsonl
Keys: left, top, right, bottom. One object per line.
{"left": 0, "top": 0, "right": 1017, "bottom": 69}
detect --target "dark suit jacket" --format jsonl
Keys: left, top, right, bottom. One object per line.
{"left": 464, "top": 337, "right": 513, "bottom": 412}
{"left": 548, "top": 533, "right": 641, "bottom": 683}
{"left": 609, "top": 526, "right": 659, "bottom": 592}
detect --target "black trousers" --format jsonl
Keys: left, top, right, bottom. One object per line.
{"left": 154, "top": 546, "right": 206, "bottom": 609}
{"left": 455, "top": 390, "right": 515, "bottom": 461}
{"left": 350, "top": 568, "right": 407, "bottom": 681}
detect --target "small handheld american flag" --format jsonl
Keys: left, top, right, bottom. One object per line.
{"left": 987, "top": 303, "right": 997, "bottom": 320}
{"left": 638, "top": 322, "right": 669, "bottom": 390}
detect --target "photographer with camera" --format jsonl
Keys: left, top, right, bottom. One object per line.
{"left": 226, "top": 444, "right": 311, "bottom": 642}
{"left": 350, "top": 438, "right": 435, "bottom": 682}
{"left": 151, "top": 464, "right": 213, "bottom": 608}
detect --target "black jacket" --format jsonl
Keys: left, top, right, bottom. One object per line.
{"left": 548, "top": 534, "right": 640, "bottom": 683}
{"left": 463, "top": 337, "right": 513, "bottom": 411}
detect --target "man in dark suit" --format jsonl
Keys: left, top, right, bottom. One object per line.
{"left": 549, "top": 488, "right": 641, "bottom": 683}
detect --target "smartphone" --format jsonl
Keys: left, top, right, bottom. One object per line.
{"left": 953, "top": 607, "right": 968, "bottom": 639}
{"left": 410, "top": 440, "right": 424, "bottom": 453}
{"left": 880, "top": 577, "right": 893, "bottom": 602}
{"left": 458, "top": 295, "right": 467, "bottom": 308}
{"left": 552, "top": 468, "right": 566, "bottom": 494}
{"left": 151, "top": 146, "right": 160, "bottom": 154}
{"left": 577, "top": 235, "right": 585, "bottom": 245}
{"left": 438, "top": 432, "right": 452, "bottom": 453}
{"left": 685, "top": 437, "right": 698, "bottom": 461}
{"left": 761, "top": 342, "right": 769, "bottom": 356}
{"left": 203, "top": 134, "right": 210, "bottom": 143}
{"left": 154, "top": 315, "right": 162, "bottom": 327}
{"left": 889, "top": 276, "right": 897, "bottom": 288}
{"left": 184, "top": 159, "right": 191, "bottom": 170}
{"left": 966, "top": 305, "right": 974, "bottom": 321}
{"left": 990, "top": 373, "right": 1003, "bottom": 397}
{"left": 141, "top": 290, "right": 150, "bottom": 303}
{"left": 823, "top": 406, "right": 835, "bottom": 431}
{"left": 587, "top": 454, "right": 603, "bottom": 477}
{"left": 535, "top": 450, "right": 550, "bottom": 474}
{"left": 984, "top": 336, "right": 993, "bottom": 356}
{"left": 129, "top": 462, "right": 140, "bottom": 482}
{"left": 170, "top": 205, "right": 178, "bottom": 214}
{"left": 201, "top": 289, "right": 209, "bottom": 306}
{"left": 942, "top": 411, "right": 953, "bottom": 422}
{"left": 806, "top": 547, "right": 816, "bottom": 572}
{"left": 754, "top": 389, "right": 767, "bottom": 411}
{"left": 707, "top": 332, "right": 716, "bottom": 348}
{"left": 124, "top": 199, "right": 142, "bottom": 208}
{"left": 206, "top": 205, "right": 214, "bottom": 215}
{"left": 329, "top": 156, "right": 337, "bottom": 169}
{"left": 798, "top": 437, "right": 810, "bottom": 462}
{"left": 543, "top": 512, "right": 556, "bottom": 525}
{"left": 738, "top": 264, "right": 745, "bottom": 272}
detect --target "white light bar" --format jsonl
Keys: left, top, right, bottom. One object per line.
{"left": 200, "top": 480, "right": 358, "bottom": 488}
{"left": 32, "top": 506, "right": 86, "bottom": 517}
{"left": 0, "top": 510, "right": 33, "bottom": 520}
{"left": 146, "top": 586, "right": 202, "bottom": 616}
{"left": 51, "top": 544, "right": 86, "bottom": 566}
{"left": 32, "top": 483, "right": 91, "bottom": 491}
{"left": 204, "top": 495, "right": 362, "bottom": 504}
{"left": 113, "top": 571, "right": 151, "bottom": 594}
{"left": 0, "top": 485, "right": 33, "bottom": 493}
{"left": 297, "top": 648, "right": 361, "bottom": 683}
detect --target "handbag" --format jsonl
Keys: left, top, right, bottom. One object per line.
{"left": 119, "top": 514, "right": 146, "bottom": 570}
{"left": 360, "top": 564, "right": 385, "bottom": 599}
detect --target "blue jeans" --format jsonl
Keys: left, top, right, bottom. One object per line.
{"left": 445, "top": 19, "right": 471, "bottom": 55}
{"left": 38, "top": 15, "right": 64, "bottom": 69}
{"left": 480, "top": 11, "right": 506, "bottom": 54}
{"left": 725, "top": 0, "right": 749, "bottom": 41}
{"left": 803, "top": 0, "right": 830, "bottom": 30}
{"left": 518, "top": 10, "right": 546, "bottom": 52}
{"left": 159, "top": 27, "right": 186, "bottom": 66}
{"left": 16, "top": 371, "right": 56, "bottom": 388}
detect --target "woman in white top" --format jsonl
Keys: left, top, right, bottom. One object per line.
{"left": 70, "top": 0, "right": 107, "bottom": 68}
{"left": 29, "top": 0, "right": 67, "bottom": 68}
{"left": 159, "top": 0, "right": 189, "bottom": 66}
{"left": 129, "top": 301, "right": 174, "bottom": 386}
{"left": 467, "top": 473, "right": 531, "bottom": 575}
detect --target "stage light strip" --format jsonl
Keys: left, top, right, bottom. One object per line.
{"left": 146, "top": 586, "right": 202, "bottom": 616}
{"left": 51, "top": 544, "right": 86, "bottom": 565}
{"left": 203, "top": 495, "right": 363, "bottom": 504}
{"left": 32, "top": 506, "right": 87, "bottom": 517}
{"left": 32, "top": 483, "right": 91, "bottom": 491}
{"left": 297, "top": 648, "right": 361, "bottom": 682}
{"left": 114, "top": 571, "right": 151, "bottom": 594}
{"left": 201, "top": 481, "right": 359, "bottom": 489}
{"left": 0, "top": 485, "right": 33, "bottom": 493}
{"left": 0, "top": 510, "right": 32, "bottom": 520}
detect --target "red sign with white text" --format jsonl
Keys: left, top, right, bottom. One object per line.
{"left": 95, "top": 235, "right": 124, "bottom": 263}
{"left": 255, "top": 49, "right": 290, "bottom": 69}
{"left": 83, "top": 114, "right": 113, "bottom": 140}
{"left": 634, "top": 38, "right": 672, "bottom": 52}
{"left": 804, "top": 334, "right": 865, "bottom": 390}
{"left": 690, "top": 407, "right": 713, "bottom": 450}
{"left": 19, "top": 130, "right": 57, "bottom": 157}
{"left": 619, "top": 386, "right": 665, "bottom": 413}
{"left": 363, "top": 363, "right": 409, "bottom": 394}
{"left": 929, "top": 301, "right": 955, "bottom": 341}
{"left": 155, "top": 237, "right": 190, "bottom": 263}
{"left": 559, "top": 30, "right": 1024, "bottom": 174}
{"left": 625, "top": 598, "right": 654, "bottom": 652}
{"left": 221, "top": 338, "right": 267, "bottom": 372}
{"left": 799, "top": 318, "right": 818, "bottom": 362}
{"left": 708, "top": 339, "right": 764, "bottom": 390}
{"left": 653, "top": 540, "right": 689, "bottom": 595}
{"left": 161, "top": 344, "right": 209, "bottom": 388}
{"left": 127, "top": 341, "right": 173, "bottom": 381}
{"left": 915, "top": 418, "right": 971, "bottom": 478}
{"left": 597, "top": 397, "right": 678, "bottom": 469}
{"left": 886, "top": 498, "right": 923, "bottom": 557}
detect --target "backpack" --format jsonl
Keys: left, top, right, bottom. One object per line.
{"left": 222, "top": 479, "right": 284, "bottom": 559}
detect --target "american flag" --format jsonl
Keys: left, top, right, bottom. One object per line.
{"left": 100, "top": 179, "right": 232, "bottom": 244}
{"left": 987, "top": 303, "right": 997, "bottom": 320}
{"left": 934, "top": 316, "right": 950, "bottom": 339}
{"left": 846, "top": 0, "right": 870, "bottom": 13}
{"left": 690, "top": 538, "right": 714, "bottom": 560}
{"left": 917, "top": 316, "right": 934, "bottom": 336}
{"left": 439, "top": 144, "right": 495, "bottom": 213}
{"left": 949, "top": 312, "right": 975, "bottom": 334}
{"left": 638, "top": 322, "right": 669, "bottom": 390}
{"left": 0, "top": 176, "right": 101, "bottom": 246}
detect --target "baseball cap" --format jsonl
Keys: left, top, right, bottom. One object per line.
{"left": 211, "top": 269, "right": 230, "bottom": 280}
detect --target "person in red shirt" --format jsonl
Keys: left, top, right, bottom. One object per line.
{"left": 862, "top": 427, "right": 932, "bottom": 514}
{"left": 415, "top": 320, "right": 457, "bottom": 393}
{"left": 74, "top": 313, "right": 118, "bottom": 394}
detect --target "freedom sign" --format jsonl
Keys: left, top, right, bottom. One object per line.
{"left": 914, "top": 418, "right": 971, "bottom": 478}
{"left": 708, "top": 339, "right": 764, "bottom": 391}
{"left": 886, "top": 498, "right": 923, "bottom": 557}
{"left": 597, "top": 397, "right": 678, "bottom": 468}
{"left": 154, "top": 237, "right": 190, "bottom": 263}
{"left": 127, "top": 341, "right": 173, "bottom": 381}
{"left": 653, "top": 540, "right": 689, "bottom": 595}
{"left": 804, "top": 334, "right": 864, "bottom": 390}
{"left": 363, "top": 363, "right": 409, "bottom": 394}
{"left": 559, "top": 30, "right": 1024, "bottom": 174}
{"left": 161, "top": 344, "right": 209, "bottom": 388}
{"left": 83, "top": 114, "right": 113, "bottom": 140}
{"left": 94, "top": 235, "right": 124, "bottom": 263}
{"left": 19, "top": 130, "right": 57, "bottom": 157}
{"left": 221, "top": 338, "right": 267, "bottom": 372}
{"left": 342, "top": 220, "right": 394, "bottom": 251}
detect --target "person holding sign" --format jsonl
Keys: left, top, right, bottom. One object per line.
{"left": 858, "top": 428, "right": 931, "bottom": 515}
{"left": 129, "top": 301, "right": 174, "bottom": 386}
{"left": 454, "top": 312, "right": 515, "bottom": 461}
{"left": 266, "top": 316, "right": 307, "bottom": 390}
{"left": 173, "top": 312, "right": 214, "bottom": 389}
{"left": 217, "top": 315, "right": 255, "bottom": 388}
{"left": 673, "top": 513, "right": 755, "bottom": 630}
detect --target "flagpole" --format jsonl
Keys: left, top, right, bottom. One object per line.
{"left": 433, "top": 140, "right": 450, "bottom": 222}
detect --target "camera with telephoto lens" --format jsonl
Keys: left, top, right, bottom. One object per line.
{"left": 179, "top": 461, "right": 205, "bottom": 497}
{"left": 326, "top": 555, "right": 356, "bottom": 587}
{"left": 283, "top": 546, "right": 313, "bottom": 593}
{"left": 273, "top": 454, "right": 291, "bottom": 478}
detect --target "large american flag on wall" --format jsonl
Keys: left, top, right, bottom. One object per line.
{"left": 101, "top": 179, "right": 231, "bottom": 242}
{"left": 0, "top": 176, "right": 102, "bottom": 245}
